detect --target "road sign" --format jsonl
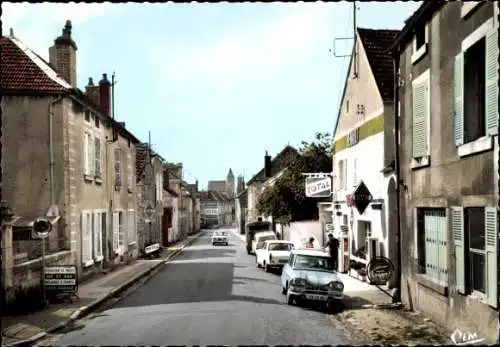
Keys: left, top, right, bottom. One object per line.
{"left": 351, "top": 180, "right": 373, "bottom": 215}
{"left": 305, "top": 176, "right": 332, "bottom": 198}
{"left": 32, "top": 218, "right": 53, "bottom": 239}
{"left": 44, "top": 265, "right": 78, "bottom": 293}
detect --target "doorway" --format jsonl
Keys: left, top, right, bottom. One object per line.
{"left": 161, "top": 208, "right": 172, "bottom": 247}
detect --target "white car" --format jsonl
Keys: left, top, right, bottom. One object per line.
{"left": 281, "top": 249, "right": 344, "bottom": 312}
{"left": 211, "top": 230, "right": 229, "bottom": 246}
{"left": 256, "top": 240, "right": 294, "bottom": 272}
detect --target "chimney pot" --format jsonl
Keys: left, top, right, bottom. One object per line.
{"left": 88, "top": 77, "right": 94, "bottom": 86}
{"left": 99, "top": 73, "right": 111, "bottom": 117}
{"left": 9, "top": 28, "right": 14, "bottom": 37}
{"left": 63, "top": 20, "right": 72, "bottom": 37}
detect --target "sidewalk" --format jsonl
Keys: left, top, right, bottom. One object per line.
{"left": 332, "top": 271, "right": 453, "bottom": 345}
{"left": 1, "top": 231, "right": 203, "bottom": 347}
{"left": 231, "top": 228, "right": 246, "bottom": 242}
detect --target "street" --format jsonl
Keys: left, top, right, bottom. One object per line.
{"left": 46, "top": 229, "right": 350, "bottom": 345}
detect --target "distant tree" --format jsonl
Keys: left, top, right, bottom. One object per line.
{"left": 256, "top": 132, "right": 333, "bottom": 224}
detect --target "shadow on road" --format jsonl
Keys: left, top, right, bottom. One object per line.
{"left": 113, "top": 261, "right": 284, "bottom": 309}
{"left": 175, "top": 248, "right": 236, "bottom": 260}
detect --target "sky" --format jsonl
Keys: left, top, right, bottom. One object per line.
{"left": 2, "top": 1, "right": 421, "bottom": 190}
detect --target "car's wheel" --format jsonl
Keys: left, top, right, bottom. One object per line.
{"left": 264, "top": 262, "right": 270, "bottom": 272}
{"left": 286, "top": 287, "right": 295, "bottom": 305}
{"left": 256, "top": 258, "right": 261, "bottom": 268}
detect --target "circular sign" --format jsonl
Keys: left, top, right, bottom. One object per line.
{"left": 366, "top": 256, "right": 395, "bottom": 285}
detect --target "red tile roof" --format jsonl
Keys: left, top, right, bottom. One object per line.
{"left": 357, "top": 28, "right": 400, "bottom": 103}
{"left": 1, "top": 36, "right": 70, "bottom": 94}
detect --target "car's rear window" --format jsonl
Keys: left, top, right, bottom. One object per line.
{"left": 214, "top": 231, "right": 227, "bottom": 236}
{"left": 258, "top": 235, "right": 275, "bottom": 242}
{"left": 294, "top": 255, "right": 333, "bottom": 271}
{"left": 268, "top": 243, "right": 293, "bottom": 251}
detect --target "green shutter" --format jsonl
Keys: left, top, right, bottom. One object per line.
{"left": 412, "top": 81, "right": 428, "bottom": 158}
{"left": 451, "top": 206, "right": 465, "bottom": 294}
{"left": 454, "top": 53, "right": 464, "bottom": 146}
{"left": 484, "top": 206, "right": 497, "bottom": 308}
{"left": 485, "top": 30, "right": 499, "bottom": 136}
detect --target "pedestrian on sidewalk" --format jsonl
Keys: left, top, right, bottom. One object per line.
{"left": 325, "top": 233, "right": 340, "bottom": 271}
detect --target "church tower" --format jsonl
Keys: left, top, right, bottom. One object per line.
{"left": 226, "top": 168, "right": 235, "bottom": 198}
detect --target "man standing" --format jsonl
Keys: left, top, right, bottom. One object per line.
{"left": 325, "top": 233, "right": 340, "bottom": 271}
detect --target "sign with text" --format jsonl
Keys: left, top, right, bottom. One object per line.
{"left": 351, "top": 180, "right": 373, "bottom": 215}
{"left": 305, "top": 174, "right": 332, "bottom": 198}
{"left": 366, "top": 257, "right": 394, "bottom": 285}
{"left": 44, "top": 265, "right": 77, "bottom": 293}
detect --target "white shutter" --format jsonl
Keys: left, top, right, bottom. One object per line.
{"left": 89, "top": 136, "right": 95, "bottom": 175}
{"left": 93, "top": 211, "right": 103, "bottom": 258}
{"left": 113, "top": 212, "right": 119, "bottom": 251}
{"left": 451, "top": 206, "right": 465, "bottom": 294}
{"left": 485, "top": 206, "right": 497, "bottom": 308}
{"left": 82, "top": 212, "right": 90, "bottom": 263}
{"left": 84, "top": 134, "right": 90, "bottom": 175}
{"left": 93, "top": 212, "right": 98, "bottom": 259}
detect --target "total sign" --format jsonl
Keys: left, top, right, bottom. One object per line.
{"left": 305, "top": 176, "right": 332, "bottom": 198}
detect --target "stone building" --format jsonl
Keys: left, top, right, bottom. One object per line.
{"left": 392, "top": 1, "right": 499, "bottom": 341}
{"left": 0, "top": 21, "right": 139, "bottom": 310}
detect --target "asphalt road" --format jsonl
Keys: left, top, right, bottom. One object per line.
{"left": 48, "top": 229, "right": 350, "bottom": 345}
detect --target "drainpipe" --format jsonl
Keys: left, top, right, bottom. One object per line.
{"left": 49, "top": 96, "right": 63, "bottom": 207}
{"left": 392, "top": 50, "right": 402, "bottom": 304}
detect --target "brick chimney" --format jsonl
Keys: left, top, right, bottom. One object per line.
{"left": 49, "top": 20, "right": 77, "bottom": 87}
{"left": 99, "top": 73, "right": 111, "bottom": 117}
{"left": 85, "top": 77, "right": 100, "bottom": 107}
{"left": 264, "top": 151, "right": 271, "bottom": 178}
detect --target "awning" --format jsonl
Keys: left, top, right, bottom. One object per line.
{"left": 12, "top": 216, "right": 61, "bottom": 228}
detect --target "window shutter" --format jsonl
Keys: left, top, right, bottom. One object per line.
{"left": 485, "top": 30, "right": 499, "bottom": 136}
{"left": 84, "top": 134, "right": 90, "bottom": 175}
{"left": 343, "top": 159, "right": 348, "bottom": 190}
{"left": 88, "top": 137, "right": 94, "bottom": 175}
{"left": 95, "top": 139, "right": 101, "bottom": 176}
{"left": 451, "top": 206, "right": 465, "bottom": 294}
{"left": 454, "top": 53, "right": 464, "bottom": 146}
{"left": 412, "top": 81, "right": 428, "bottom": 158}
{"left": 82, "top": 213, "right": 90, "bottom": 263}
{"left": 353, "top": 158, "right": 358, "bottom": 187}
{"left": 93, "top": 212, "right": 98, "bottom": 258}
{"left": 113, "top": 212, "right": 119, "bottom": 250}
{"left": 484, "top": 206, "right": 497, "bottom": 308}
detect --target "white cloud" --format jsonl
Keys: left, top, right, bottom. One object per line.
{"left": 156, "top": 4, "right": 336, "bottom": 86}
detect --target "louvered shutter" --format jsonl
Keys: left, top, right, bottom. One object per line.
{"left": 113, "top": 212, "right": 119, "bottom": 251}
{"left": 88, "top": 136, "right": 95, "bottom": 176}
{"left": 84, "top": 134, "right": 90, "bottom": 175}
{"left": 451, "top": 206, "right": 465, "bottom": 294}
{"left": 485, "top": 30, "right": 499, "bottom": 136}
{"left": 82, "top": 213, "right": 90, "bottom": 263}
{"left": 353, "top": 158, "right": 358, "bottom": 187}
{"left": 484, "top": 206, "right": 497, "bottom": 308}
{"left": 412, "top": 80, "right": 428, "bottom": 157}
{"left": 454, "top": 53, "right": 464, "bottom": 146}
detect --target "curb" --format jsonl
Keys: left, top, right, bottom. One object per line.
{"left": 2, "top": 231, "right": 204, "bottom": 347}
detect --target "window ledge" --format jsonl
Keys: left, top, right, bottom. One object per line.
{"left": 416, "top": 273, "right": 448, "bottom": 296}
{"left": 411, "top": 155, "right": 430, "bottom": 170}
{"left": 411, "top": 43, "right": 428, "bottom": 65}
{"left": 94, "top": 255, "right": 104, "bottom": 262}
{"left": 115, "top": 185, "right": 121, "bottom": 192}
{"left": 458, "top": 136, "right": 493, "bottom": 157}
{"left": 128, "top": 187, "right": 133, "bottom": 193}
{"left": 84, "top": 174, "right": 94, "bottom": 183}
{"left": 461, "top": 2, "right": 483, "bottom": 19}
{"left": 83, "top": 259, "right": 94, "bottom": 268}
{"left": 95, "top": 176, "right": 103, "bottom": 185}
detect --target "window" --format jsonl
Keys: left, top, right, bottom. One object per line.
{"left": 128, "top": 209, "right": 136, "bottom": 245}
{"left": 94, "top": 114, "right": 100, "bottom": 128}
{"left": 127, "top": 152, "right": 133, "bottom": 190}
{"left": 84, "top": 110, "right": 91, "bottom": 122}
{"left": 81, "top": 211, "right": 93, "bottom": 266}
{"left": 454, "top": 22, "right": 498, "bottom": 153}
{"left": 415, "top": 208, "right": 448, "bottom": 285}
{"left": 411, "top": 70, "right": 430, "bottom": 161}
{"left": 452, "top": 206, "right": 497, "bottom": 308}
{"left": 95, "top": 138, "right": 101, "bottom": 179}
{"left": 93, "top": 211, "right": 104, "bottom": 261}
{"left": 114, "top": 148, "right": 122, "bottom": 189}
{"left": 343, "top": 159, "right": 348, "bottom": 189}
{"left": 412, "top": 24, "right": 428, "bottom": 64}
{"left": 118, "top": 211, "right": 125, "bottom": 247}
{"left": 346, "top": 100, "right": 349, "bottom": 113}
{"left": 352, "top": 158, "right": 358, "bottom": 187}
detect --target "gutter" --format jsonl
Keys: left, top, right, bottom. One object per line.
{"left": 392, "top": 48, "right": 402, "bottom": 304}
{"left": 49, "top": 96, "right": 63, "bottom": 208}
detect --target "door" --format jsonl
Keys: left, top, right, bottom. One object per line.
{"left": 161, "top": 208, "right": 170, "bottom": 247}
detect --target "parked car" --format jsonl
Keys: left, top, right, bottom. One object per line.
{"left": 256, "top": 240, "right": 295, "bottom": 272}
{"left": 281, "top": 249, "right": 344, "bottom": 312}
{"left": 211, "top": 230, "right": 229, "bottom": 246}
{"left": 250, "top": 231, "right": 277, "bottom": 255}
